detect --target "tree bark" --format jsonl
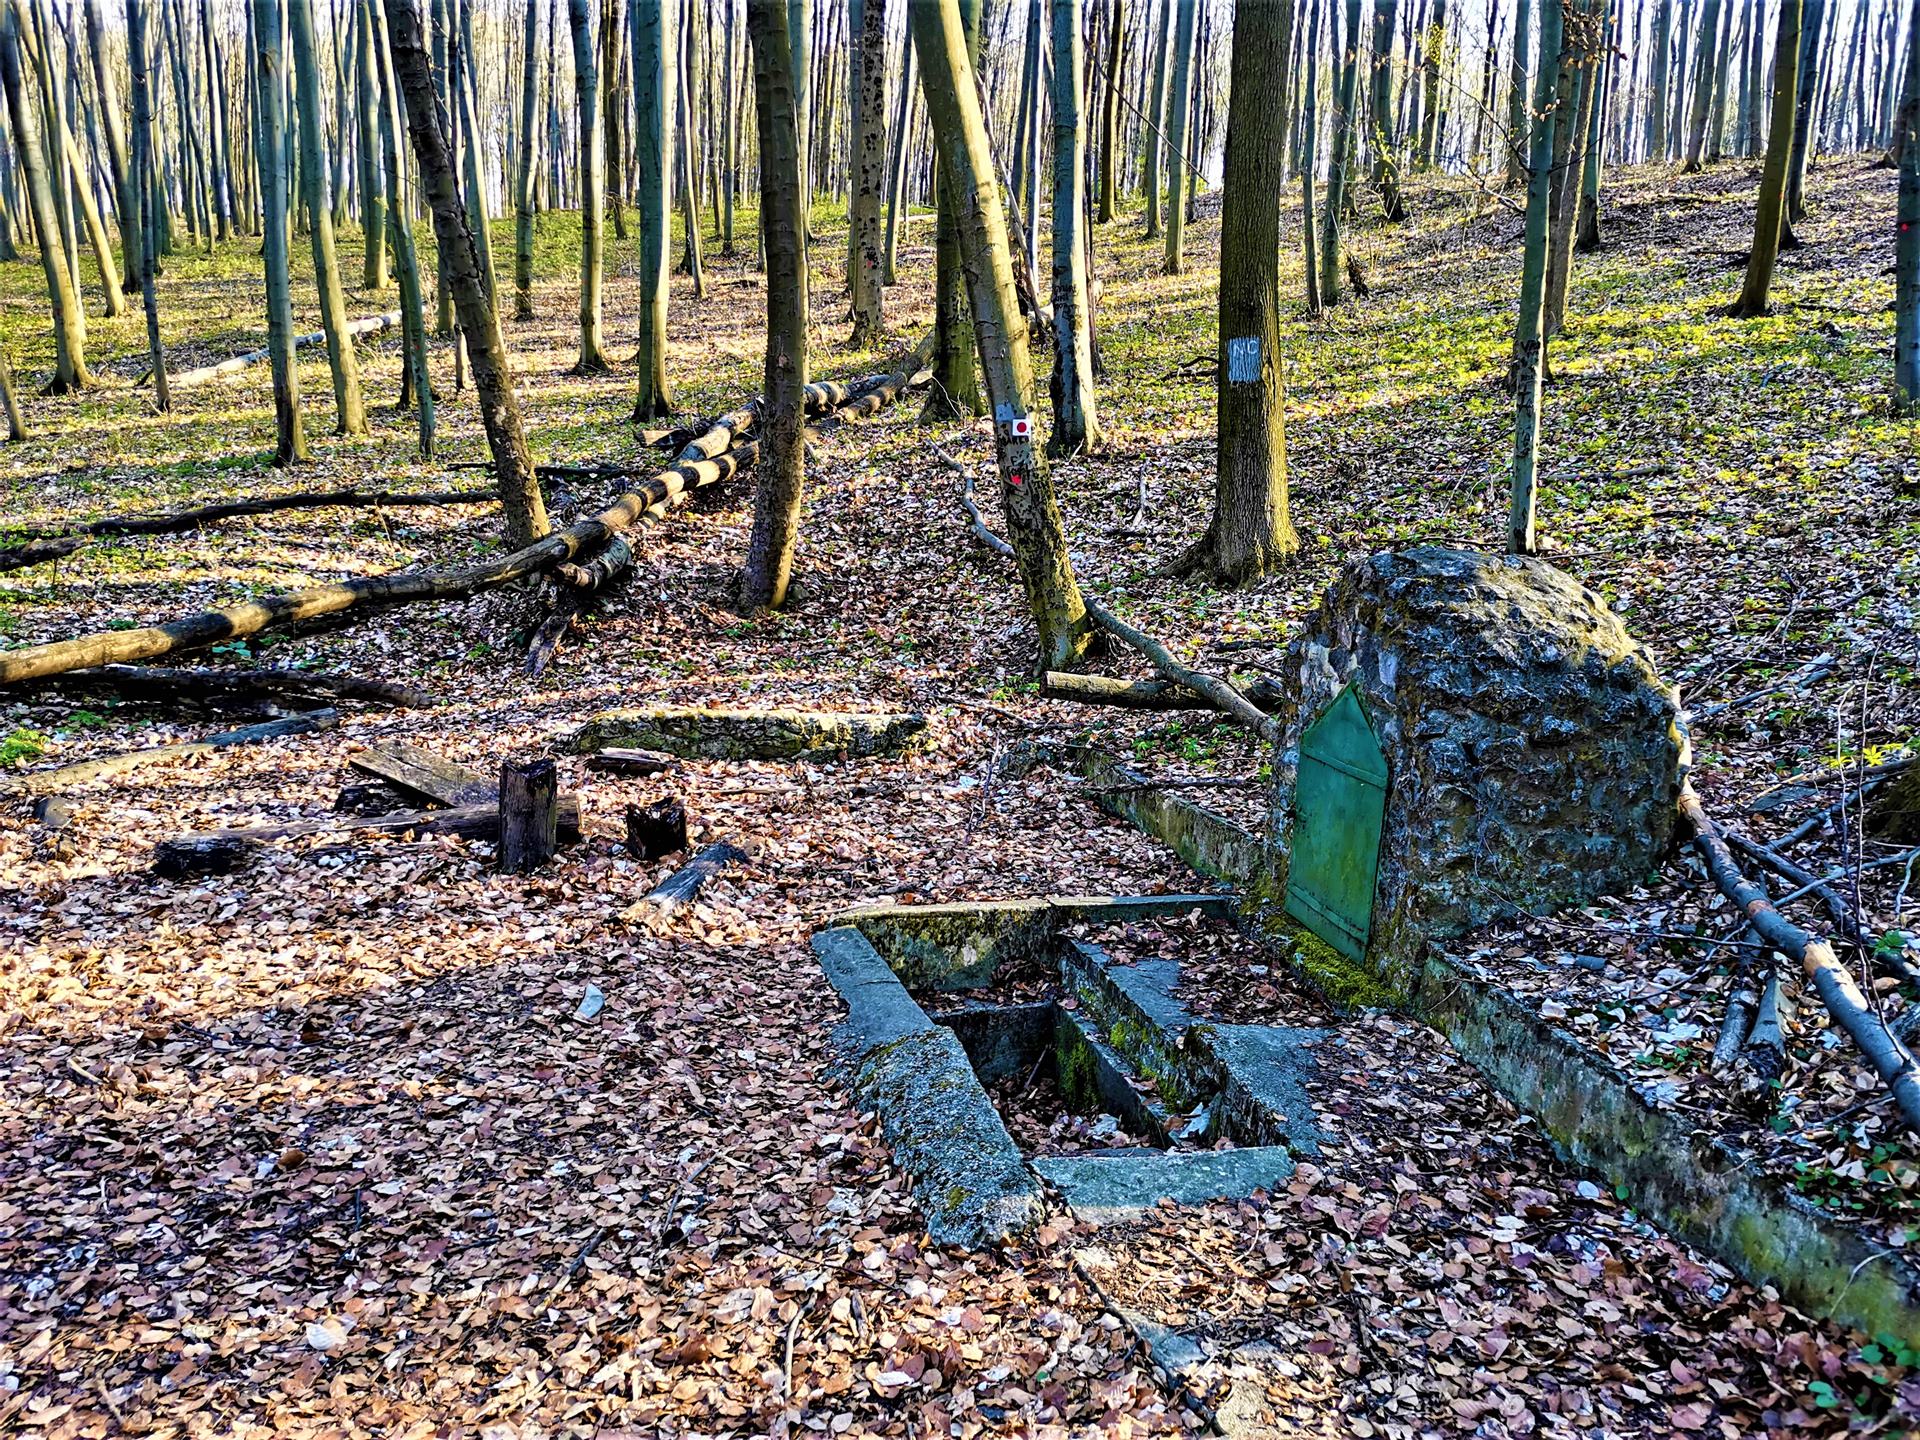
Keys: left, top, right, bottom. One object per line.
{"left": 0, "top": 0, "right": 90, "bottom": 393}
{"left": 358, "top": 0, "right": 390, "bottom": 289}
{"left": 1049, "top": 0, "right": 1099, "bottom": 455}
{"left": 1190, "top": 0, "right": 1298, "bottom": 583}
{"left": 385, "top": 0, "right": 547, "bottom": 545}
{"left": 290, "top": 0, "right": 369, "bottom": 435}
{"left": 741, "top": 0, "right": 809, "bottom": 611}
{"left": 1509, "top": 0, "right": 1561, "bottom": 554}
{"left": 631, "top": 0, "right": 675, "bottom": 417}
{"left": 1732, "top": 0, "right": 1802, "bottom": 317}
{"left": 848, "top": 0, "right": 887, "bottom": 343}
{"left": 251, "top": 0, "right": 309, "bottom": 464}
{"left": 912, "top": 0, "right": 1092, "bottom": 672}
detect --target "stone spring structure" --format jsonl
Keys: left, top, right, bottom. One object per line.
{"left": 1263, "top": 547, "right": 1690, "bottom": 1001}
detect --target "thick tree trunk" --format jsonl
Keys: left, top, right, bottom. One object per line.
{"left": 741, "top": 0, "right": 809, "bottom": 611}
{"left": 1162, "top": 0, "right": 1196, "bottom": 270}
{"left": 1508, "top": 0, "right": 1561, "bottom": 555}
{"left": 923, "top": 0, "right": 982, "bottom": 421}
{"left": 290, "top": 0, "right": 369, "bottom": 436}
{"left": 0, "top": 0, "right": 90, "bottom": 394}
{"left": 1543, "top": 0, "right": 1599, "bottom": 341}
{"left": 1049, "top": 0, "right": 1099, "bottom": 455}
{"left": 848, "top": 0, "right": 886, "bottom": 343}
{"left": 1732, "top": 0, "right": 1802, "bottom": 317}
{"left": 631, "top": 0, "right": 675, "bottom": 418}
{"left": 569, "top": 0, "right": 611, "bottom": 369}
{"left": 1188, "top": 0, "right": 1298, "bottom": 584}
{"left": 912, "top": 0, "right": 1092, "bottom": 672}
{"left": 1783, "top": 0, "right": 1825, "bottom": 226}
{"left": 251, "top": 0, "right": 308, "bottom": 465}
{"left": 385, "top": 0, "right": 547, "bottom": 545}
{"left": 1416, "top": 0, "right": 1447, "bottom": 167}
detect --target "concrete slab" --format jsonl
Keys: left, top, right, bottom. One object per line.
{"left": 1198, "top": 1023, "right": 1329, "bottom": 1156}
{"left": 1035, "top": 1146, "right": 1297, "bottom": 1223}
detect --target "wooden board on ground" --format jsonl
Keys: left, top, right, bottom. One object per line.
{"left": 349, "top": 741, "right": 496, "bottom": 807}
{"left": 626, "top": 840, "right": 746, "bottom": 918}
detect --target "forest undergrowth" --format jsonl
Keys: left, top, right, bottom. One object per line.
{"left": 0, "top": 153, "right": 1917, "bottom": 1437}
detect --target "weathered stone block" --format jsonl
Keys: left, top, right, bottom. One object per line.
{"left": 566, "top": 704, "right": 929, "bottom": 761}
{"left": 1267, "top": 548, "right": 1688, "bottom": 994}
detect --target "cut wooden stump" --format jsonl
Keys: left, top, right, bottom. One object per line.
{"left": 1, "top": 710, "right": 339, "bottom": 798}
{"left": 567, "top": 705, "right": 929, "bottom": 761}
{"left": 627, "top": 840, "right": 746, "bottom": 918}
{"left": 585, "top": 747, "right": 677, "bottom": 776}
{"left": 625, "top": 798, "right": 687, "bottom": 859}
{"left": 348, "top": 741, "right": 496, "bottom": 807}
{"left": 152, "top": 796, "right": 582, "bottom": 878}
{"left": 500, "top": 758, "right": 561, "bottom": 873}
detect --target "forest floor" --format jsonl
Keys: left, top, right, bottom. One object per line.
{"left": 1, "top": 153, "right": 1917, "bottom": 1439}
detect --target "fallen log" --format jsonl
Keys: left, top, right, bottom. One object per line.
{"left": 1, "top": 710, "right": 339, "bottom": 798}
{"left": 1041, "top": 671, "right": 1285, "bottom": 713}
{"left": 0, "top": 360, "right": 932, "bottom": 688}
{"left": 553, "top": 535, "right": 635, "bottom": 592}
{"left": 156, "top": 310, "right": 402, "bottom": 389}
{"left": 348, "top": 741, "right": 495, "bottom": 806}
{"left": 0, "top": 535, "right": 89, "bottom": 573}
{"left": 153, "top": 795, "right": 584, "bottom": 878}
{"left": 1680, "top": 784, "right": 1920, "bottom": 1137}
{"left": 586, "top": 747, "right": 677, "bottom": 776}
{"left": 628, "top": 839, "right": 746, "bottom": 918}
{"left": 13, "top": 664, "right": 433, "bottom": 713}
{"left": 6, "top": 486, "right": 498, "bottom": 543}
{"left": 1082, "top": 601, "right": 1281, "bottom": 742}
{"left": 567, "top": 704, "right": 930, "bottom": 761}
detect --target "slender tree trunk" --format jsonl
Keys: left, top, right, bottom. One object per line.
{"left": 1301, "top": 0, "right": 1322, "bottom": 313}
{"left": 1509, "top": 0, "right": 1561, "bottom": 554}
{"left": 513, "top": 0, "right": 539, "bottom": 318}
{"left": 848, "top": 0, "right": 886, "bottom": 342}
{"left": 631, "top": 0, "right": 675, "bottom": 417}
{"left": 1575, "top": 1, "right": 1612, "bottom": 251}
{"left": 289, "top": 0, "right": 368, "bottom": 435}
{"left": 1783, "top": 0, "right": 1824, "bottom": 227}
{"left": 1162, "top": 0, "right": 1195, "bottom": 270}
{"left": 367, "top": 0, "right": 434, "bottom": 454}
{"left": 882, "top": 29, "right": 915, "bottom": 280}
{"left": 1143, "top": 0, "right": 1170, "bottom": 235}
{"left": 1097, "top": 0, "right": 1123, "bottom": 220}
{"left": 358, "top": 0, "right": 390, "bottom": 287}
{"left": 125, "top": 0, "right": 166, "bottom": 414}
{"left": 1320, "top": 0, "right": 1362, "bottom": 300}
{"left": 568, "top": 0, "right": 611, "bottom": 368}
{"left": 384, "top": 0, "right": 548, "bottom": 545}
{"left": 604, "top": 0, "right": 629, "bottom": 241}
{"left": 1544, "top": 0, "right": 1598, "bottom": 339}
{"left": 922, "top": 0, "right": 981, "bottom": 421}
{"left": 1733, "top": 0, "right": 1802, "bottom": 316}
{"left": 1369, "top": 0, "right": 1408, "bottom": 218}
{"left": 1506, "top": 0, "right": 1533, "bottom": 181}
{"left": 741, "top": 0, "right": 807, "bottom": 610}
{"left": 200, "top": 0, "right": 232, "bottom": 239}
{"left": 1682, "top": 0, "right": 1723, "bottom": 168}
{"left": 1190, "top": 0, "right": 1298, "bottom": 584}
{"left": 722, "top": 0, "right": 738, "bottom": 252}
{"left": 1417, "top": 0, "right": 1447, "bottom": 167}
{"left": 250, "top": 0, "right": 308, "bottom": 463}
{"left": 789, "top": 0, "right": 810, "bottom": 221}
{"left": 80, "top": 0, "right": 135, "bottom": 293}
{"left": 1049, "top": 0, "right": 1099, "bottom": 455}
{"left": 912, "top": 0, "right": 1092, "bottom": 672}
{"left": 676, "top": 0, "right": 705, "bottom": 294}
{"left": 1897, "top": 0, "right": 1919, "bottom": 409}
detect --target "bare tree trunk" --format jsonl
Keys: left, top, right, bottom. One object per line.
{"left": 80, "top": 0, "right": 135, "bottom": 292}
{"left": 882, "top": 27, "right": 914, "bottom": 280}
{"left": 1049, "top": 0, "right": 1099, "bottom": 455}
{"left": 384, "top": 0, "right": 548, "bottom": 545}
{"left": 631, "top": 0, "right": 675, "bottom": 417}
{"left": 1162, "top": 0, "right": 1195, "bottom": 269}
{"left": 1509, "top": 0, "right": 1561, "bottom": 554}
{"left": 1731, "top": 0, "right": 1801, "bottom": 317}
{"left": 568, "top": 0, "right": 611, "bottom": 368}
{"left": 249, "top": 0, "right": 307, "bottom": 463}
{"left": 846, "top": 0, "right": 886, "bottom": 342}
{"left": 366, "top": 0, "right": 434, "bottom": 454}
{"left": 741, "top": 0, "right": 808, "bottom": 610}
{"left": 126, "top": 0, "right": 167, "bottom": 414}
{"left": 913, "top": 0, "right": 1093, "bottom": 672}
{"left": 513, "top": 0, "right": 539, "bottom": 319}
{"left": 290, "top": 0, "right": 369, "bottom": 434}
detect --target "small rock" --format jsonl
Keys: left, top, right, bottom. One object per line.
{"left": 575, "top": 984, "right": 606, "bottom": 1021}
{"left": 1575, "top": 1179, "right": 1604, "bottom": 1201}
{"left": 30, "top": 796, "right": 77, "bottom": 829}
{"left": 1572, "top": 954, "right": 1607, "bottom": 973}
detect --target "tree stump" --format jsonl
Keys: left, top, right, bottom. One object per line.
{"left": 625, "top": 797, "right": 687, "bottom": 860}
{"left": 499, "top": 757, "right": 559, "bottom": 873}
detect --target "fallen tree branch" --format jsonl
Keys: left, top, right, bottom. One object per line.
{"left": 1081, "top": 601, "right": 1282, "bottom": 741}
{"left": 1, "top": 710, "right": 339, "bottom": 797}
{"left": 154, "top": 311, "right": 402, "bottom": 389}
{"left": 12, "top": 664, "right": 432, "bottom": 713}
{"left": 5, "top": 486, "right": 498, "bottom": 543}
{"left": 1680, "top": 784, "right": 1920, "bottom": 1136}
{"left": 1041, "top": 670, "right": 1284, "bottom": 713}
{"left": 0, "top": 536, "right": 89, "bottom": 573}
{"left": 1726, "top": 829, "right": 1920, "bottom": 996}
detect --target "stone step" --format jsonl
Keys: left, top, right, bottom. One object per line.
{"left": 1039, "top": 1146, "right": 1297, "bottom": 1224}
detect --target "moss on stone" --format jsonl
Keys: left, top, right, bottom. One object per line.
{"left": 1057, "top": 1033, "right": 1100, "bottom": 1111}
{"left": 1280, "top": 921, "right": 1401, "bottom": 1011}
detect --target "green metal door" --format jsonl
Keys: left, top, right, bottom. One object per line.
{"left": 1284, "top": 685, "right": 1389, "bottom": 961}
